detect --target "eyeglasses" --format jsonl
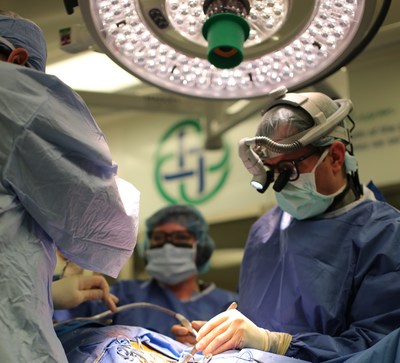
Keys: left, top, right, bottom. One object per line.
{"left": 149, "top": 231, "right": 195, "bottom": 249}
{"left": 264, "top": 148, "right": 321, "bottom": 182}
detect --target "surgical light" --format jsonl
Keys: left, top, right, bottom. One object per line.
{"left": 73, "top": 0, "right": 391, "bottom": 100}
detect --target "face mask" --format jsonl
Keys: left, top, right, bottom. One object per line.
{"left": 145, "top": 244, "right": 197, "bottom": 285}
{"left": 275, "top": 149, "right": 346, "bottom": 220}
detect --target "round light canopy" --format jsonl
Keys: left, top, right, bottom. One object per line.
{"left": 79, "top": 0, "right": 390, "bottom": 100}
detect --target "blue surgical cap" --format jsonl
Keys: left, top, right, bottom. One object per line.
{"left": 144, "top": 205, "right": 215, "bottom": 274}
{"left": 0, "top": 15, "right": 47, "bottom": 72}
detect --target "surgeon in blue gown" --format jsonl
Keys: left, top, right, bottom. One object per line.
{"left": 54, "top": 204, "right": 238, "bottom": 338}
{"left": 174, "top": 91, "right": 400, "bottom": 363}
{"left": 0, "top": 10, "right": 140, "bottom": 363}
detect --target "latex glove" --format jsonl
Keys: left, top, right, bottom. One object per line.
{"left": 171, "top": 321, "right": 206, "bottom": 345}
{"left": 60, "top": 260, "right": 84, "bottom": 278}
{"left": 52, "top": 275, "right": 119, "bottom": 311}
{"left": 195, "top": 309, "right": 292, "bottom": 356}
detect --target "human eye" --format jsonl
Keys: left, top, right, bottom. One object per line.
{"left": 173, "top": 232, "right": 192, "bottom": 243}
{"left": 150, "top": 232, "right": 166, "bottom": 246}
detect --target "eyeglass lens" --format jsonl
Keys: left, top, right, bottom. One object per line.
{"left": 150, "top": 231, "right": 194, "bottom": 248}
{"left": 267, "top": 149, "right": 321, "bottom": 183}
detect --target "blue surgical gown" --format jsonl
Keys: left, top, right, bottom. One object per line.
{"left": 239, "top": 194, "right": 400, "bottom": 363}
{"left": 0, "top": 63, "right": 139, "bottom": 362}
{"left": 54, "top": 278, "right": 238, "bottom": 338}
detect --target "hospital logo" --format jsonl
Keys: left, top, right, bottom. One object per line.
{"left": 155, "top": 119, "right": 230, "bottom": 205}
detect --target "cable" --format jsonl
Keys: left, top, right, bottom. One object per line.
{"left": 53, "top": 301, "right": 195, "bottom": 333}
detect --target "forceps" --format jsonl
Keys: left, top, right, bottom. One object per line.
{"left": 176, "top": 314, "right": 199, "bottom": 363}
{"left": 176, "top": 313, "right": 199, "bottom": 339}
{"left": 179, "top": 345, "right": 198, "bottom": 363}
{"left": 178, "top": 301, "right": 238, "bottom": 363}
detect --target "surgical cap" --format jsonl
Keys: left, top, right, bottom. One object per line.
{"left": 256, "top": 92, "right": 342, "bottom": 147}
{"left": 144, "top": 205, "right": 215, "bottom": 273}
{"left": 255, "top": 92, "right": 358, "bottom": 172}
{"left": 0, "top": 14, "right": 47, "bottom": 72}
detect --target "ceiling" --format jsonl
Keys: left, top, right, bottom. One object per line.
{"left": 2, "top": 1, "right": 400, "bottom": 138}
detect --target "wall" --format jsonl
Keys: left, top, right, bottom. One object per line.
{"left": 347, "top": 45, "right": 400, "bottom": 188}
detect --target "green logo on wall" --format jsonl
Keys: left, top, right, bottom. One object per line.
{"left": 155, "top": 119, "right": 230, "bottom": 205}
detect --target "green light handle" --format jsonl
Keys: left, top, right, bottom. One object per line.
{"left": 202, "top": 13, "right": 250, "bottom": 69}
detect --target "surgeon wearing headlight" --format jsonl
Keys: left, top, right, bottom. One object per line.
{"left": 0, "top": 9, "right": 140, "bottom": 363}
{"left": 54, "top": 204, "right": 238, "bottom": 339}
{"left": 173, "top": 90, "right": 400, "bottom": 362}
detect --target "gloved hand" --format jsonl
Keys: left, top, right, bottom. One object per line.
{"left": 52, "top": 275, "right": 119, "bottom": 311}
{"left": 171, "top": 321, "right": 206, "bottom": 345}
{"left": 194, "top": 308, "right": 292, "bottom": 356}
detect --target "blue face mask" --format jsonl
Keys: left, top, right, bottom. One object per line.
{"left": 145, "top": 244, "right": 197, "bottom": 285}
{"left": 275, "top": 150, "right": 346, "bottom": 220}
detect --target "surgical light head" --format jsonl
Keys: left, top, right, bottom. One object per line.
{"left": 143, "top": 204, "right": 215, "bottom": 274}
{"left": 238, "top": 90, "right": 356, "bottom": 193}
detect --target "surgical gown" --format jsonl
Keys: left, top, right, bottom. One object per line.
{"left": 0, "top": 63, "right": 139, "bottom": 362}
{"left": 239, "top": 191, "right": 400, "bottom": 363}
{"left": 54, "top": 279, "right": 238, "bottom": 338}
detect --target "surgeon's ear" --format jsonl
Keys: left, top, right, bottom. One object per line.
{"left": 328, "top": 141, "right": 346, "bottom": 174}
{"left": 7, "top": 48, "right": 29, "bottom": 66}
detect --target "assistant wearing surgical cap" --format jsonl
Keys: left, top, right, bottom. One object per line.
{"left": 144, "top": 204, "right": 215, "bottom": 273}
{"left": 53, "top": 204, "right": 237, "bottom": 339}
{"left": 0, "top": 12, "right": 47, "bottom": 71}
